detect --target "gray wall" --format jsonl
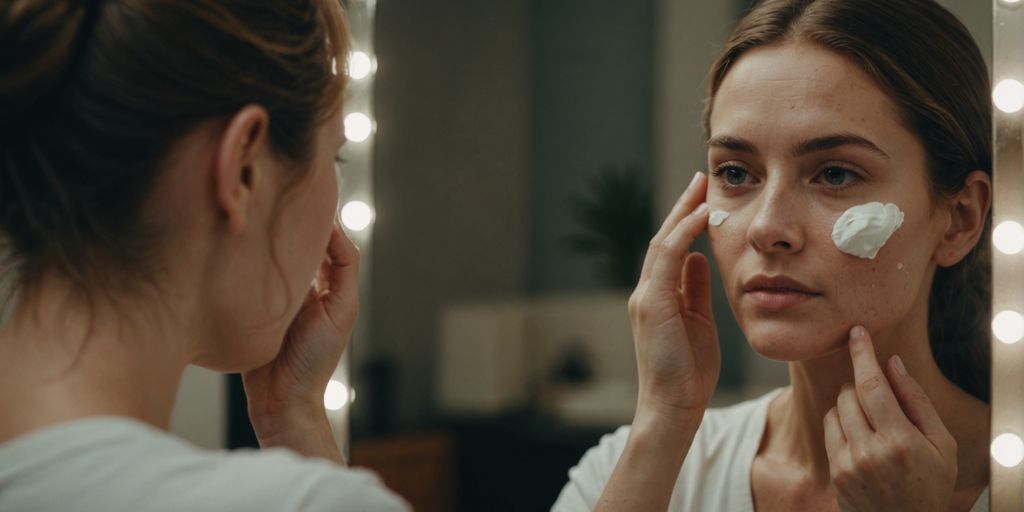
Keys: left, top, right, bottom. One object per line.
{"left": 370, "top": 0, "right": 656, "bottom": 428}
{"left": 527, "top": 0, "right": 654, "bottom": 292}
{"left": 370, "top": 0, "right": 531, "bottom": 427}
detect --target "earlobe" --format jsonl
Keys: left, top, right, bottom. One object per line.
{"left": 933, "top": 170, "right": 992, "bottom": 268}
{"left": 213, "top": 105, "right": 270, "bottom": 234}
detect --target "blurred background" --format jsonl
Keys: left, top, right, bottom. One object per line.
{"left": 169, "top": 1, "right": 992, "bottom": 510}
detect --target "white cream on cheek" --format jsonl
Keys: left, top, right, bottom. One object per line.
{"left": 831, "top": 202, "right": 905, "bottom": 259}
{"left": 709, "top": 209, "right": 730, "bottom": 226}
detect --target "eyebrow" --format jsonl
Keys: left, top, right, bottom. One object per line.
{"left": 706, "top": 132, "right": 891, "bottom": 160}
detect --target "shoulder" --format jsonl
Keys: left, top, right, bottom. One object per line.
{"left": 0, "top": 417, "right": 408, "bottom": 512}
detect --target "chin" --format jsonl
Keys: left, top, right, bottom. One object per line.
{"left": 741, "top": 318, "right": 848, "bottom": 362}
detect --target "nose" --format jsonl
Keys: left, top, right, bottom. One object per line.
{"left": 746, "top": 178, "right": 805, "bottom": 255}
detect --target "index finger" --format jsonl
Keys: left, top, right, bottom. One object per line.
{"left": 848, "top": 325, "right": 909, "bottom": 431}
{"left": 639, "top": 172, "right": 708, "bottom": 282}
{"left": 326, "top": 222, "right": 360, "bottom": 295}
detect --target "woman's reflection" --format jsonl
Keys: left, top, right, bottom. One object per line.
{"left": 555, "top": 1, "right": 992, "bottom": 510}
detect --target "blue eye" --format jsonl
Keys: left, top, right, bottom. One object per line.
{"left": 711, "top": 165, "right": 750, "bottom": 187}
{"left": 725, "top": 167, "right": 747, "bottom": 185}
{"left": 819, "top": 166, "right": 860, "bottom": 190}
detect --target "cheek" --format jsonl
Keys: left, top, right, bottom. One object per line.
{"left": 708, "top": 219, "right": 745, "bottom": 280}
{"left": 828, "top": 216, "right": 934, "bottom": 329}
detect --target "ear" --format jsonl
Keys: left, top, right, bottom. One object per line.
{"left": 933, "top": 170, "right": 992, "bottom": 268}
{"left": 213, "top": 105, "right": 270, "bottom": 234}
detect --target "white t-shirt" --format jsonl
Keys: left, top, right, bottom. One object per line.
{"left": 0, "top": 417, "right": 410, "bottom": 512}
{"left": 553, "top": 388, "right": 989, "bottom": 511}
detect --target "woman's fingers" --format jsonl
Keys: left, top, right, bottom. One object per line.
{"left": 648, "top": 203, "right": 709, "bottom": 295}
{"left": 638, "top": 172, "right": 707, "bottom": 283}
{"left": 680, "top": 252, "right": 713, "bottom": 322}
{"left": 837, "top": 383, "right": 873, "bottom": 440}
{"left": 885, "top": 355, "right": 956, "bottom": 456}
{"left": 823, "top": 406, "right": 847, "bottom": 463}
{"left": 848, "top": 326, "right": 907, "bottom": 431}
{"left": 322, "top": 223, "right": 360, "bottom": 326}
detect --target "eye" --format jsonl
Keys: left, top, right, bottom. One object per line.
{"left": 334, "top": 155, "right": 347, "bottom": 166}
{"left": 711, "top": 164, "right": 752, "bottom": 188}
{"left": 816, "top": 165, "right": 861, "bottom": 190}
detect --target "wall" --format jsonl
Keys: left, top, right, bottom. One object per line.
{"left": 369, "top": 0, "right": 531, "bottom": 428}
{"left": 170, "top": 365, "right": 225, "bottom": 449}
{"left": 526, "top": 0, "right": 655, "bottom": 292}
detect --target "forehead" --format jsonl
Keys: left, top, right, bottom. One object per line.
{"left": 709, "top": 41, "right": 908, "bottom": 144}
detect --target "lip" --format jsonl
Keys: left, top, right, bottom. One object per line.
{"left": 742, "top": 274, "right": 822, "bottom": 311}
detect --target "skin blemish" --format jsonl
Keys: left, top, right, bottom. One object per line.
{"left": 897, "top": 262, "right": 904, "bottom": 270}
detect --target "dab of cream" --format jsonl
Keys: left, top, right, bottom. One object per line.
{"left": 831, "top": 202, "right": 904, "bottom": 259}
{"left": 709, "top": 209, "right": 730, "bottom": 226}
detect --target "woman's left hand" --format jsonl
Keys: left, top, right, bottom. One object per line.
{"left": 824, "top": 326, "right": 958, "bottom": 512}
{"left": 241, "top": 223, "right": 360, "bottom": 462}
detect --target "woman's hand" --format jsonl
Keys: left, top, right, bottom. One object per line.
{"left": 824, "top": 326, "right": 958, "bottom": 511}
{"left": 242, "top": 223, "right": 360, "bottom": 463}
{"left": 629, "top": 171, "right": 719, "bottom": 427}
{"left": 592, "top": 172, "right": 718, "bottom": 512}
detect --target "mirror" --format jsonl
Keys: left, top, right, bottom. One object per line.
{"left": 167, "top": 1, "right": 995, "bottom": 510}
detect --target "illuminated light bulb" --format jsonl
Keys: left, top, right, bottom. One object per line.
{"left": 348, "top": 51, "right": 375, "bottom": 80}
{"left": 993, "top": 79, "right": 1024, "bottom": 113}
{"left": 993, "top": 310, "right": 1024, "bottom": 344}
{"left": 340, "top": 201, "right": 374, "bottom": 231}
{"left": 324, "top": 379, "right": 350, "bottom": 411}
{"left": 344, "top": 113, "right": 374, "bottom": 142}
{"left": 992, "top": 433, "right": 1024, "bottom": 468}
{"left": 994, "top": 221, "right": 1024, "bottom": 255}
{"left": 1002, "top": 0, "right": 1022, "bottom": 4}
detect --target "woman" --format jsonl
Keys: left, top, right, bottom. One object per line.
{"left": 0, "top": 1, "right": 406, "bottom": 510}
{"left": 555, "top": 0, "right": 992, "bottom": 510}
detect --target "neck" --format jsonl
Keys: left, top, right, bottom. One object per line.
{"left": 0, "top": 273, "right": 193, "bottom": 443}
{"left": 765, "top": 306, "right": 990, "bottom": 491}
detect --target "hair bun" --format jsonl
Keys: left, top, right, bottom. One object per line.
{"left": 0, "top": 0, "right": 91, "bottom": 127}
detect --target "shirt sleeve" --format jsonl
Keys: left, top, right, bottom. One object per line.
{"left": 551, "top": 426, "right": 631, "bottom": 512}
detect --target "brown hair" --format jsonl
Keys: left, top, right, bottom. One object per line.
{"left": 0, "top": 0, "right": 349, "bottom": 321}
{"left": 704, "top": 0, "right": 992, "bottom": 402}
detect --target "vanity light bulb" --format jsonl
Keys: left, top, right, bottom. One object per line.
{"left": 348, "top": 51, "right": 375, "bottom": 80}
{"left": 344, "top": 113, "right": 374, "bottom": 143}
{"left": 992, "top": 433, "right": 1024, "bottom": 468}
{"left": 1002, "top": 0, "right": 1022, "bottom": 4}
{"left": 992, "top": 310, "right": 1024, "bottom": 344}
{"left": 324, "top": 379, "right": 350, "bottom": 411}
{"left": 341, "top": 201, "right": 375, "bottom": 231}
{"left": 993, "top": 79, "right": 1024, "bottom": 113}
{"left": 993, "top": 221, "right": 1024, "bottom": 255}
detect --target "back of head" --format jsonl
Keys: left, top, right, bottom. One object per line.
{"left": 704, "top": 0, "right": 992, "bottom": 402}
{"left": 0, "top": 0, "right": 350, "bottom": 325}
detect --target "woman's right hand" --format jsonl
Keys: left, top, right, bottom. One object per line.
{"left": 628, "top": 171, "right": 720, "bottom": 427}
{"left": 591, "top": 172, "right": 719, "bottom": 511}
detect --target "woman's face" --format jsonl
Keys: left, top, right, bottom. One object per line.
{"left": 272, "top": 108, "right": 344, "bottom": 327}
{"left": 216, "top": 108, "right": 343, "bottom": 370}
{"left": 706, "top": 42, "right": 948, "bottom": 361}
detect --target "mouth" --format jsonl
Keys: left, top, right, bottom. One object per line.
{"left": 742, "top": 274, "right": 822, "bottom": 310}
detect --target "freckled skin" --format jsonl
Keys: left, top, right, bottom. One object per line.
{"left": 706, "top": 42, "right": 948, "bottom": 362}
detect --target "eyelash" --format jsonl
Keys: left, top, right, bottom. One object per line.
{"left": 710, "top": 162, "right": 863, "bottom": 192}
{"left": 334, "top": 155, "right": 347, "bottom": 166}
